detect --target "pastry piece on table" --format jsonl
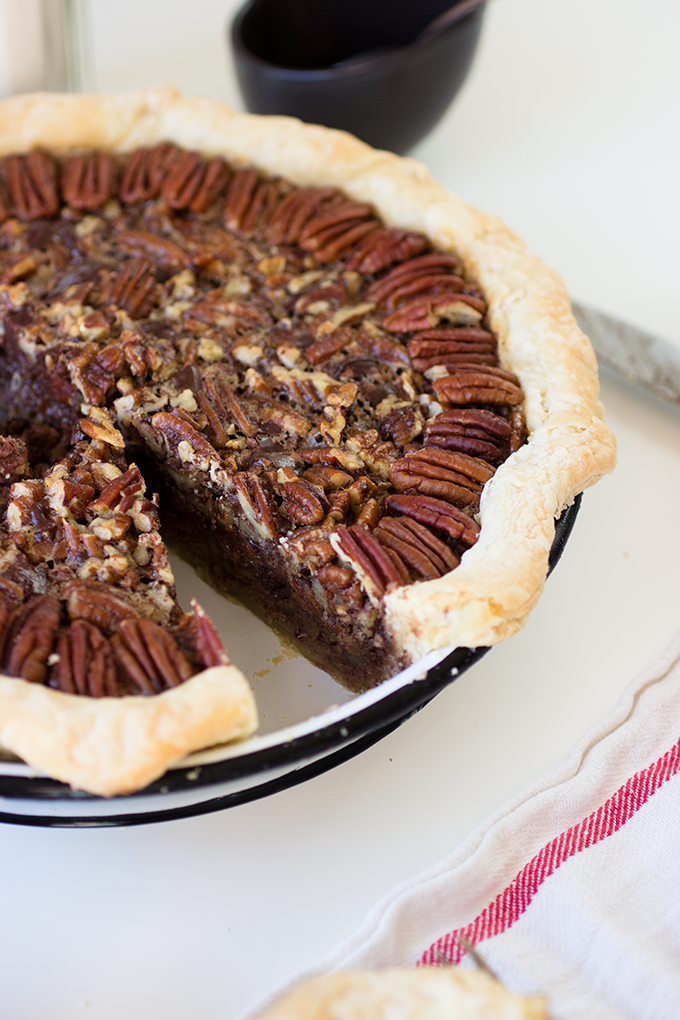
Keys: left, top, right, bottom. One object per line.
{"left": 254, "top": 968, "right": 548, "bottom": 1020}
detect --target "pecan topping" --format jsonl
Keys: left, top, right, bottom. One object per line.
{"left": 432, "top": 366, "right": 524, "bottom": 407}
{"left": 151, "top": 411, "right": 220, "bottom": 469}
{"left": 66, "top": 584, "right": 137, "bottom": 632}
{"left": 187, "top": 158, "right": 230, "bottom": 213}
{"left": 51, "top": 620, "right": 118, "bottom": 697}
{"left": 107, "top": 258, "right": 158, "bottom": 318}
{"left": 281, "top": 479, "right": 326, "bottom": 526}
{"left": 424, "top": 408, "right": 512, "bottom": 463}
{"left": 346, "top": 228, "right": 429, "bottom": 274}
{"left": 382, "top": 293, "right": 485, "bottom": 333}
{"left": 61, "top": 153, "right": 115, "bottom": 210}
{"left": 90, "top": 463, "right": 145, "bottom": 513}
{"left": 299, "top": 201, "right": 380, "bottom": 262}
{"left": 119, "top": 143, "right": 180, "bottom": 203}
{"left": 266, "top": 188, "right": 339, "bottom": 246}
{"left": 224, "top": 168, "right": 259, "bottom": 231}
{"left": 2, "top": 594, "right": 61, "bottom": 683}
{"left": 116, "top": 229, "right": 189, "bottom": 271}
{"left": 191, "top": 599, "right": 230, "bottom": 668}
{"left": 389, "top": 447, "right": 494, "bottom": 509}
{"left": 232, "top": 472, "right": 279, "bottom": 538}
{"left": 407, "top": 327, "right": 497, "bottom": 371}
{"left": 383, "top": 494, "right": 480, "bottom": 549}
{"left": 111, "top": 618, "right": 194, "bottom": 695}
{"left": 331, "top": 525, "right": 404, "bottom": 602}
{"left": 374, "top": 515, "right": 460, "bottom": 580}
{"left": 160, "top": 150, "right": 208, "bottom": 210}
{"left": 4, "top": 151, "right": 60, "bottom": 219}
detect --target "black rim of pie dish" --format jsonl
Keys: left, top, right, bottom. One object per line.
{"left": 0, "top": 495, "right": 581, "bottom": 828}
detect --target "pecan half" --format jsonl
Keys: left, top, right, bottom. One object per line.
{"left": 190, "top": 599, "right": 230, "bottom": 668}
{"left": 111, "top": 618, "right": 194, "bottom": 695}
{"left": 374, "top": 515, "right": 460, "bottom": 580}
{"left": 4, "top": 151, "right": 60, "bottom": 219}
{"left": 331, "top": 525, "right": 404, "bottom": 602}
{"left": 232, "top": 472, "right": 280, "bottom": 538}
{"left": 389, "top": 446, "right": 494, "bottom": 509}
{"left": 432, "top": 366, "right": 524, "bottom": 407}
{"left": 223, "top": 168, "right": 259, "bottom": 231}
{"left": 424, "top": 408, "right": 512, "bottom": 463}
{"left": 281, "top": 479, "right": 326, "bottom": 526}
{"left": 346, "top": 228, "right": 429, "bottom": 274}
{"left": 61, "top": 153, "right": 115, "bottom": 210}
{"left": 107, "top": 258, "right": 158, "bottom": 318}
{"left": 66, "top": 584, "right": 137, "bottom": 632}
{"left": 119, "top": 143, "right": 180, "bottom": 203}
{"left": 239, "top": 179, "right": 283, "bottom": 236}
{"left": 383, "top": 494, "right": 480, "bottom": 549}
{"left": 159, "top": 150, "right": 217, "bottom": 210}
{"left": 299, "top": 201, "right": 379, "bottom": 262}
{"left": 2, "top": 594, "right": 61, "bottom": 683}
{"left": 265, "top": 188, "right": 339, "bottom": 246}
{"left": 51, "top": 620, "right": 118, "bottom": 697}
{"left": 116, "top": 229, "right": 189, "bottom": 271}
{"left": 150, "top": 411, "right": 220, "bottom": 470}
{"left": 382, "top": 293, "right": 485, "bottom": 333}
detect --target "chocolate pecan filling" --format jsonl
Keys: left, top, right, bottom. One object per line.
{"left": 0, "top": 144, "right": 526, "bottom": 692}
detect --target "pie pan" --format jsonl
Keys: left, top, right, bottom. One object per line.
{"left": 0, "top": 496, "right": 579, "bottom": 828}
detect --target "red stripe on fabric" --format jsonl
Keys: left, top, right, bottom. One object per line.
{"left": 420, "top": 735, "right": 680, "bottom": 966}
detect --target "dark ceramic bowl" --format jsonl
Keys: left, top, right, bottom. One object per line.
{"left": 230, "top": 0, "right": 486, "bottom": 155}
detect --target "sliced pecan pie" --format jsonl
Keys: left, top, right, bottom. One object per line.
{"left": 0, "top": 88, "right": 616, "bottom": 795}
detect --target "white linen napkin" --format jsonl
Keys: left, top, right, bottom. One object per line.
{"left": 262, "top": 627, "right": 680, "bottom": 1020}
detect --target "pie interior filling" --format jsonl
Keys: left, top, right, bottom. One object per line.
{"left": 0, "top": 90, "right": 616, "bottom": 795}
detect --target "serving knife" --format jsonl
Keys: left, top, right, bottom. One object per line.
{"left": 572, "top": 301, "right": 680, "bottom": 406}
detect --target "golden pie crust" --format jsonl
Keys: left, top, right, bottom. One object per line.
{"left": 254, "top": 968, "right": 548, "bottom": 1020}
{"left": 0, "top": 87, "right": 615, "bottom": 796}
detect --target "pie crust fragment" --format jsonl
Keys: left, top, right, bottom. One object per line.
{"left": 0, "top": 87, "right": 615, "bottom": 797}
{"left": 254, "top": 968, "right": 548, "bottom": 1020}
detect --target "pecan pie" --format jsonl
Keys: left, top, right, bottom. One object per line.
{"left": 0, "top": 88, "right": 615, "bottom": 796}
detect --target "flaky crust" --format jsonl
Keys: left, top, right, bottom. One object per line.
{"left": 255, "top": 969, "right": 548, "bottom": 1020}
{"left": 0, "top": 87, "right": 615, "bottom": 792}
{"left": 0, "top": 664, "right": 257, "bottom": 797}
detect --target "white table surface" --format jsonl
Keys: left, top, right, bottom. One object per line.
{"left": 1, "top": 1, "right": 679, "bottom": 1018}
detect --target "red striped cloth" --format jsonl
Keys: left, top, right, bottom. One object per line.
{"left": 264, "top": 628, "right": 680, "bottom": 1020}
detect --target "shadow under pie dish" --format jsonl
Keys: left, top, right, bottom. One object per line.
{"left": 0, "top": 87, "right": 616, "bottom": 800}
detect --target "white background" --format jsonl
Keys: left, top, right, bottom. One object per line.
{"left": 1, "top": 1, "right": 679, "bottom": 1018}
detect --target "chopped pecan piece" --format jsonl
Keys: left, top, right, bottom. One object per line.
{"left": 90, "top": 463, "right": 145, "bottom": 513}
{"left": 1, "top": 594, "right": 61, "bottom": 683}
{"left": 432, "top": 366, "right": 524, "bottom": 407}
{"left": 61, "top": 153, "right": 115, "bottom": 210}
{"left": 383, "top": 494, "right": 480, "bottom": 549}
{"left": 4, "top": 151, "right": 60, "bottom": 219}
{"left": 111, "top": 618, "right": 194, "bottom": 695}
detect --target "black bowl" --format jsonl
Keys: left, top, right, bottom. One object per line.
{"left": 230, "top": 0, "right": 486, "bottom": 155}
